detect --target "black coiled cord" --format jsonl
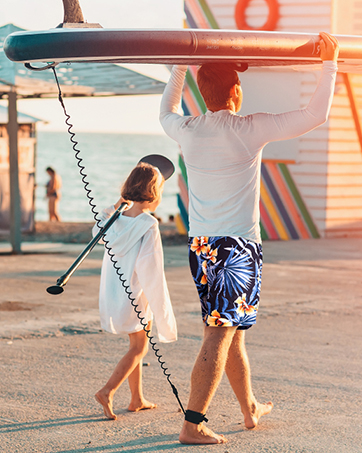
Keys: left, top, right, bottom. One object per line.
{"left": 51, "top": 66, "right": 185, "bottom": 415}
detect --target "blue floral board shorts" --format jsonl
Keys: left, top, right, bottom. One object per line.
{"left": 188, "top": 236, "right": 263, "bottom": 330}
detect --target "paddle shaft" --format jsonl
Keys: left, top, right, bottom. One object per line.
{"left": 55, "top": 202, "right": 128, "bottom": 288}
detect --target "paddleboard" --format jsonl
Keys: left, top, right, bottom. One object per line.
{"left": 4, "top": 28, "right": 362, "bottom": 72}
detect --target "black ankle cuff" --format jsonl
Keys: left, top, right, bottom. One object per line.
{"left": 185, "top": 410, "right": 208, "bottom": 424}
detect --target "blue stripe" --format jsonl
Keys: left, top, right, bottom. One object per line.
{"left": 182, "top": 99, "right": 191, "bottom": 116}
{"left": 261, "top": 164, "right": 299, "bottom": 240}
{"left": 184, "top": 4, "right": 198, "bottom": 28}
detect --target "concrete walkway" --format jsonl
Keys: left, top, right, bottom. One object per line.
{"left": 0, "top": 238, "right": 361, "bottom": 452}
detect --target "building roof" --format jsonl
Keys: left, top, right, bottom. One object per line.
{"left": 0, "top": 23, "right": 165, "bottom": 99}
{"left": 0, "top": 104, "right": 43, "bottom": 124}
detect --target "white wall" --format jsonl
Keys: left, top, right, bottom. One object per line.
{"left": 207, "top": 0, "right": 362, "bottom": 237}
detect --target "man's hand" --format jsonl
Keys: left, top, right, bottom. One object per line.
{"left": 319, "top": 32, "right": 339, "bottom": 62}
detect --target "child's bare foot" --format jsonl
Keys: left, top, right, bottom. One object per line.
{"left": 244, "top": 401, "right": 273, "bottom": 429}
{"left": 95, "top": 390, "right": 117, "bottom": 420}
{"left": 128, "top": 398, "right": 157, "bottom": 412}
{"left": 179, "top": 421, "right": 227, "bottom": 444}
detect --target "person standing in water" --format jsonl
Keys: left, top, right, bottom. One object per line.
{"left": 45, "top": 166, "right": 62, "bottom": 221}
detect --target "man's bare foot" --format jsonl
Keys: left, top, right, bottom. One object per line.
{"left": 244, "top": 401, "right": 273, "bottom": 429}
{"left": 95, "top": 390, "right": 117, "bottom": 420}
{"left": 179, "top": 421, "right": 227, "bottom": 445}
{"left": 128, "top": 398, "right": 157, "bottom": 412}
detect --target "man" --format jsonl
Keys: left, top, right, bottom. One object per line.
{"left": 160, "top": 32, "right": 339, "bottom": 444}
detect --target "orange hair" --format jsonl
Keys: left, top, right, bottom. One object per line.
{"left": 197, "top": 63, "right": 240, "bottom": 110}
{"left": 121, "top": 162, "right": 164, "bottom": 203}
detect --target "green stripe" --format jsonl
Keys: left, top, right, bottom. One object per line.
{"left": 178, "top": 154, "right": 188, "bottom": 186}
{"left": 278, "top": 164, "right": 320, "bottom": 239}
{"left": 185, "top": 70, "right": 207, "bottom": 114}
{"left": 198, "top": 0, "right": 219, "bottom": 29}
{"left": 260, "top": 222, "right": 269, "bottom": 241}
{"left": 177, "top": 193, "right": 189, "bottom": 230}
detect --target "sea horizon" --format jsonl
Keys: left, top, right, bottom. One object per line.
{"left": 35, "top": 130, "right": 180, "bottom": 223}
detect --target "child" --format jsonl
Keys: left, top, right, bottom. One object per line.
{"left": 93, "top": 162, "right": 177, "bottom": 420}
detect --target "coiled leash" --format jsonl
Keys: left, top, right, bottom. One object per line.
{"left": 41, "top": 64, "right": 186, "bottom": 416}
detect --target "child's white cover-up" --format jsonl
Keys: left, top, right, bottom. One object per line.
{"left": 93, "top": 208, "right": 177, "bottom": 343}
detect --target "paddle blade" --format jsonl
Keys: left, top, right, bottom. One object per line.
{"left": 46, "top": 285, "right": 64, "bottom": 295}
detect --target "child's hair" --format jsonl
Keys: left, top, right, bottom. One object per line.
{"left": 197, "top": 63, "right": 240, "bottom": 110}
{"left": 121, "top": 162, "right": 164, "bottom": 203}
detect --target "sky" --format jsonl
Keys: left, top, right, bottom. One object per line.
{"left": 1, "top": 0, "right": 184, "bottom": 133}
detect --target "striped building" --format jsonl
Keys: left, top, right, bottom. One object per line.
{"left": 175, "top": 0, "right": 362, "bottom": 239}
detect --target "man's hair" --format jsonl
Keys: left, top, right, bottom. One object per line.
{"left": 121, "top": 162, "right": 163, "bottom": 203}
{"left": 197, "top": 63, "right": 240, "bottom": 109}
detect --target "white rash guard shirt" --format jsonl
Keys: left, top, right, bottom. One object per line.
{"left": 160, "top": 62, "right": 337, "bottom": 243}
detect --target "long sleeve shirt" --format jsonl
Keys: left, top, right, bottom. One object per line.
{"left": 160, "top": 62, "right": 337, "bottom": 243}
{"left": 93, "top": 207, "right": 177, "bottom": 343}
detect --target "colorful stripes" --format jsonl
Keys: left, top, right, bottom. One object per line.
{"left": 260, "top": 162, "right": 320, "bottom": 240}
{"left": 175, "top": 1, "right": 319, "bottom": 240}
{"left": 177, "top": 154, "right": 190, "bottom": 233}
{"left": 184, "top": 0, "right": 219, "bottom": 29}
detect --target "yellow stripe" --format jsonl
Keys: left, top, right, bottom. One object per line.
{"left": 175, "top": 213, "right": 188, "bottom": 235}
{"left": 260, "top": 180, "right": 289, "bottom": 240}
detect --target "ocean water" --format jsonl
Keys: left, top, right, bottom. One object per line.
{"left": 35, "top": 131, "right": 180, "bottom": 222}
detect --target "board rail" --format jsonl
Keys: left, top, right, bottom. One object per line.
{"left": 4, "top": 28, "right": 362, "bottom": 71}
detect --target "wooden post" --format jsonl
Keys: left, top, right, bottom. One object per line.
{"left": 8, "top": 89, "right": 22, "bottom": 254}
{"left": 62, "top": 0, "right": 84, "bottom": 23}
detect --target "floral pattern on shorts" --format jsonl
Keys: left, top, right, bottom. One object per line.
{"left": 188, "top": 236, "right": 263, "bottom": 330}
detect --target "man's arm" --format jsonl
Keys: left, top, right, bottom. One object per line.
{"left": 251, "top": 32, "right": 339, "bottom": 145}
{"left": 159, "top": 65, "right": 188, "bottom": 141}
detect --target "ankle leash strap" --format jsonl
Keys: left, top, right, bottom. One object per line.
{"left": 185, "top": 410, "right": 208, "bottom": 424}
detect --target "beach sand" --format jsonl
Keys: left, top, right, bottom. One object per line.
{"left": 0, "top": 235, "right": 361, "bottom": 452}
{"left": 0, "top": 220, "right": 187, "bottom": 246}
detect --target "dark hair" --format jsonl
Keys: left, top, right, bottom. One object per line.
{"left": 121, "top": 162, "right": 164, "bottom": 203}
{"left": 46, "top": 167, "right": 55, "bottom": 174}
{"left": 197, "top": 63, "right": 240, "bottom": 110}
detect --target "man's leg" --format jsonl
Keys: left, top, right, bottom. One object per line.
{"left": 179, "top": 325, "right": 237, "bottom": 445}
{"left": 225, "top": 329, "right": 273, "bottom": 429}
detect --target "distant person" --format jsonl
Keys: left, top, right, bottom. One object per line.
{"left": 160, "top": 32, "right": 339, "bottom": 444}
{"left": 45, "top": 167, "right": 61, "bottom": 221}
{"left": 93, "top": 162, "right": 177, "bottom": 420}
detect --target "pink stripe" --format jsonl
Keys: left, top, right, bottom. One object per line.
{"left": 266, "top": 162, "right": 310, "bottom": 239}
{"left": 178, "top": 174, "right": 189, "bottom": 207}
{"left": 183, "top": 87, "right": 202, "bottom": 116}
{"left": 260, "top": 200, "right": 279, "bottom": 240}
{"left": 186, "top": 0, "right": 211, "bottom": 29}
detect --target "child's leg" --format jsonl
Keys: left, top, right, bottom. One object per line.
{"left": 127, "top": 359, "right": 157, "bottom": 412}
{"left": 95, "top": 323, "right": 151, "bottom": 420}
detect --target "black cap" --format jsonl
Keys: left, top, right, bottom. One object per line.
{"left": 138, "top": 154, "right": 175, "bottom": 181}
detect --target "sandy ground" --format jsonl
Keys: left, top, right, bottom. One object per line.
{"left": 0, "top": 237, "right": 361, "bottom": 453}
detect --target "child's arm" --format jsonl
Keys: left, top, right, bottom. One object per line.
{"left": 92, "top": 199, "right": 131, "bottom": 239}
{"left": 114, "top": 197, "right": 130, "bottom": 210}
{"left": 92, "top": 205, "right": 115, "bottom": 239}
